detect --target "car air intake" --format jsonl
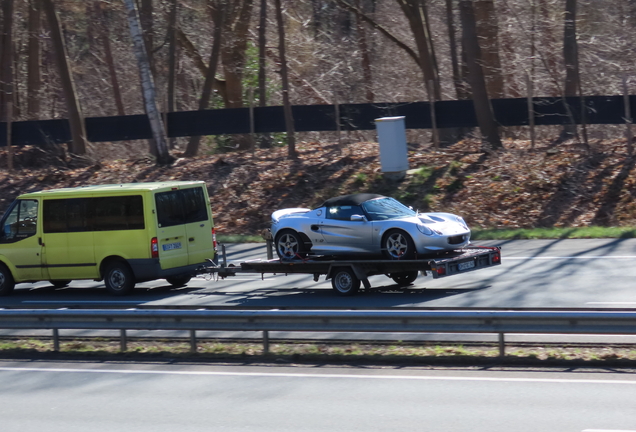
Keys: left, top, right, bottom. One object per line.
{"left": 448, "top": 235, "right": 466, "bottom": 245}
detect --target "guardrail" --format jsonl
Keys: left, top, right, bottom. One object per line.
{"left": 1, "top": 309, "right": 636, "bottom": 357}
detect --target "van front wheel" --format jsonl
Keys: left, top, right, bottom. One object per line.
{"left": 104, "top": 261, "right": 135, "bottom": 296}
{"left": 0, "top": 264, "right": 15, "bottom": 296}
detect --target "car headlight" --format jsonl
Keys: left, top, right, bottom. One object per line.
{"left": 417, "top": 223, "right": 433, "bottom": 235}
{"left": 454, "top": 215, "right": 468, "bottom": 229}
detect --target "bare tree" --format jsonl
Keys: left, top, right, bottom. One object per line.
{"left": 459, "top": 0, "right": 502, "bottom": 150}
{"left": 123, "top": 0, "right": 173, "bottom": 165}
{"left": 183, "top": 0, "right": 224, "bottom": 158}
{"left": 27, "top": 0, "right": 41, "bottom": 119}
{"left": 274, "top": 0, "right": 296, "bottom": 159}
{"left": 41, "top": 0, "right": 87, "bottom": 155}
{"left": 560, "top": 0, "right": 579, "bottom": 141}
{"left": 473, "top": 0, "right": 504, "bottom": 99}
{"left": 167, "top": 0, "right": 179, "bottom": 148}
{"left": 96, "top": 1, "right": 125, "bottom": 116}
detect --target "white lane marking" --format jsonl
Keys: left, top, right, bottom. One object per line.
{"left": 583, "top": 430, "right": 636, "bottom": 432}
{"left": 1, "top": 366, "right": 636, "bottom": 385}
{"left": 587, "top": 302, "right": 636, "bottom": 305}
{"left": 505, "top": 256, "right": 636, "bottom": 260}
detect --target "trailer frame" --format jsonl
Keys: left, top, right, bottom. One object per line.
{"left": 205, "top": 244, "right": 501, "bottom": 296}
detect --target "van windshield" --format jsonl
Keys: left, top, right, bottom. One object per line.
{"left": 0, "top": 199, "right": 38, "bottom": 242}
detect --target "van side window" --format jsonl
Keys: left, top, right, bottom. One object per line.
{"left": 43, "top": 196, "right": 144, "bottom": 233}
{"left": 0, "top": 199, "right": 38, "bottom": 242}
{"left": 156, "top": 187, "right": 209, "bottom": 227}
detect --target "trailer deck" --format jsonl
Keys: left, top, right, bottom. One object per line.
{"left": 208, "top": 245, "right": 501, "bottom": 296}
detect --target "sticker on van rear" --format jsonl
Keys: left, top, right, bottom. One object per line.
{"left": 162, "top": 242, "right": 182, "bottom": 251}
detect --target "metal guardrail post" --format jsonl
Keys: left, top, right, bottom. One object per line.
{"left": 221, "top": 244, "right": 227, "bottom": 267}
{"left": 53, "top": 329, "right": 59, "bottom": 352}
{"left": 190, "top": 330, "right": 197, "bottom": 353}
{"left": 266, "top": 240, "right": 273, "bottom": 260}
{"left": 498, "top": 333, "right": 505, "bottom": 358}
{"left": 263, "top": 330, "right": 270, "bottom": 354}
{"left": 120, "top": 329, "right": 127, "bottom": 352}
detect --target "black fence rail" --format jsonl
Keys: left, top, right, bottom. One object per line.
{"left": 0, "top": 95, "right": 632, "bottom": 147}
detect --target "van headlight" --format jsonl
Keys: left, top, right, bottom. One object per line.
{"left": 417, "top": 223, "right": 433, "bottom": 235}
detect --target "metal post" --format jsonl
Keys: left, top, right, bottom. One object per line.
{"left": 190, "top": 330, "right": 197, "bottom": 353}
{"left": 263, "top": 330, "right": 270, "bottom": 354}
{"left": 498, "top": 333, "right": 505, "bottom": 358}
{"left": 52, "top": 329, "right": 60, "bottom": 352}
{"left": 266, "top": 239, "right": 273, "bottom": 260}
{"left": 222, "top": 243, "right": 227, "bottom": 267}
{"left": 120, "top": 329, "right": 127, "bottom": 352}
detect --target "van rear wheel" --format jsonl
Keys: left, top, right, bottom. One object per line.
{"left": 166, "top": 275, "right": 191, "bottom": 287}
{"left": 104, "top": 261, "right": 135, "bottom": 296}
{"left": 0, "top": 264, "right": 15, "bottom": 296}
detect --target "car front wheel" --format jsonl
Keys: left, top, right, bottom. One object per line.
{"left": 382, "top": 230, "right": 416, "bottom": 259}
{"left": 275, "top": 230, "right": 306, "bottom": 259}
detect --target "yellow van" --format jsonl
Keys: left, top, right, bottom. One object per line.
{"left": 0, "top": 181, "right": 216, "bottom": 296}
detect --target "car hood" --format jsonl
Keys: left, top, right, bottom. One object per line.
{"left": 405, "top": 212, "right": 470, "bottom": 234}
{"left": 271, "top": 208, "right": 311, "bottom": 223}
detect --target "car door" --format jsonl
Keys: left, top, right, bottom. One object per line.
{"left": 319, "top": 205, "right": 374, "bottom": 253}
{"left": 155, "top": 189, "right": 189, "bottom": 269}
{"left": 0, "top": 199, "right": 43, "bottom": 281}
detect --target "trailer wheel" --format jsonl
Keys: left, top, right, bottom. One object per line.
{"left": 0, "top": 263, "right": 15, "bottom": 296}
{"left": 390, "top": 271, "right": 419, "bottom": 286}
{"left": 166, "top": 275, "right": 191, "bottom": 287}
{"left": 382, "top": 229, "right": 416, "bottom": 259}
{"left": 331, "top": 268, "right": 360, "bottom": 296}
{"left": 275, "top": 230, "right": 307, "bottom": 259}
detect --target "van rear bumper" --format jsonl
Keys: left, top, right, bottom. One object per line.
{"left": 128, "top": 259, "right": 207, "bottom": 282}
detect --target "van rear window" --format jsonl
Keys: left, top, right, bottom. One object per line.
{"left": 155, "top": 187, "right": 208, "bottom": 227}
{"left": 43, "top": 195, "right": 144, "bottom": 233}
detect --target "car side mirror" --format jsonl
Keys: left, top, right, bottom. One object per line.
{"left": 350, "top": 214, "right": 367, "bottom": 222}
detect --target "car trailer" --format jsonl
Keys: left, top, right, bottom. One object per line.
{"left": 205, "top": 245, "right": 501, "bottom": 296}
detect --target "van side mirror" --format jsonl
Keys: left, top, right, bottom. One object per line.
{"left": 350, "top": 214, "right": 367, "bottom": 222}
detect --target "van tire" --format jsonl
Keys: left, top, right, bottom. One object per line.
{"left": 166, "top": 275, "right": 191, "bottom": 287}
{"left": 0, "top": 264, "right": 15, "bottom": 296}
{"left": 104, "top": 261, "right": 135, "bottom": 296}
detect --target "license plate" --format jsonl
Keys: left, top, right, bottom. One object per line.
{"left": 162, "top": 242, "right": 182, "bottom": 251}
{"left": 458, "top": 260, "right": 475, "bottom": 271}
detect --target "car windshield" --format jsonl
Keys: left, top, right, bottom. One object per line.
{"left": 361, "top": 197, "right": 416, "bottom": 221}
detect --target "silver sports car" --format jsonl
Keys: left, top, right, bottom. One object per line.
{"left": 271, "top": 193, "right": 471, "bottom": 260}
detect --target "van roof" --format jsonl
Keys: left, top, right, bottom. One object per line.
{"left": 18, "top": 181, "right": 207, "bottom": 198}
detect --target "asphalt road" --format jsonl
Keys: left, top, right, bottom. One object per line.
{"left": 1, "top": 361, "right": 635, "bottom": 432}
{"left": 2, "top": 239, "right": 636, "bottom": 310}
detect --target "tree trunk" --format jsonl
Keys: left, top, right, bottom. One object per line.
{"left": 167, "top": 0, "right": 178, "bottom": 148}
{"left": 473, "top": 0, "right": 504, "bottom": 99}
{"left": 96, "top": 1, "right": 125, "bottom": 116}
{"left": 140, "top": 0, "right": 154, "bottom": 76}
{"left": 560, "top": 0, "right": 579, "bottom": 140}
{"left": 27, "top": 0, "right": 41, "bottom": 119}
{"left": 354, "top": 0, "right": 373, "bottom": 103}
{"left": 183, "top": 0, "right": 224, "bottom": 158}
{"left": 41, "top": 0, "right": 87, "bottom": 155}
{"left": 459, "top": 0, "right": 502, "bottom": 150}
{"left": 220, "top": 0, "right": 254, "bottom": 150}
{"left": 445, "top": 0, "right": 469, "bottom": 100}
{"left": 274, "top": 0, "right": 296, "bottom": 159}
{"left": 123, "top": 0, "right": 173, "bottom": 165}
{"left": 257, "top": 0, "right": 271, "bottom": 148}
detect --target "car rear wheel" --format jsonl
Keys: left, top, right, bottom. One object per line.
{"left": 104, "top": 261, "right": 135, "bottom": 296}
{"left": 331, "top": 268, "right": 360, "bottom": 296}
{"left": 0, "top": 264, "right": 15, "bottom": 296}
{"left": 390, "top": 271, "right": 419, "bottom": 286}
{"left": 275, "top": 230, "right": 306, "bottom": 259}
{"left": 166, "top": 275, "right": 192, "bottom": 287}
{"left": 382, "top": 229, "right": 416, "bottom": 259}
{"left": 50, "top": 280, "right": 71, "bottom": 288}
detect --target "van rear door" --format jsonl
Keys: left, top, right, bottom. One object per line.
{"left": 155, "top": 189, "right": 189, "bottom": 269}
{"left": 180, "top": 186, "right": 214, "bottom": 265}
